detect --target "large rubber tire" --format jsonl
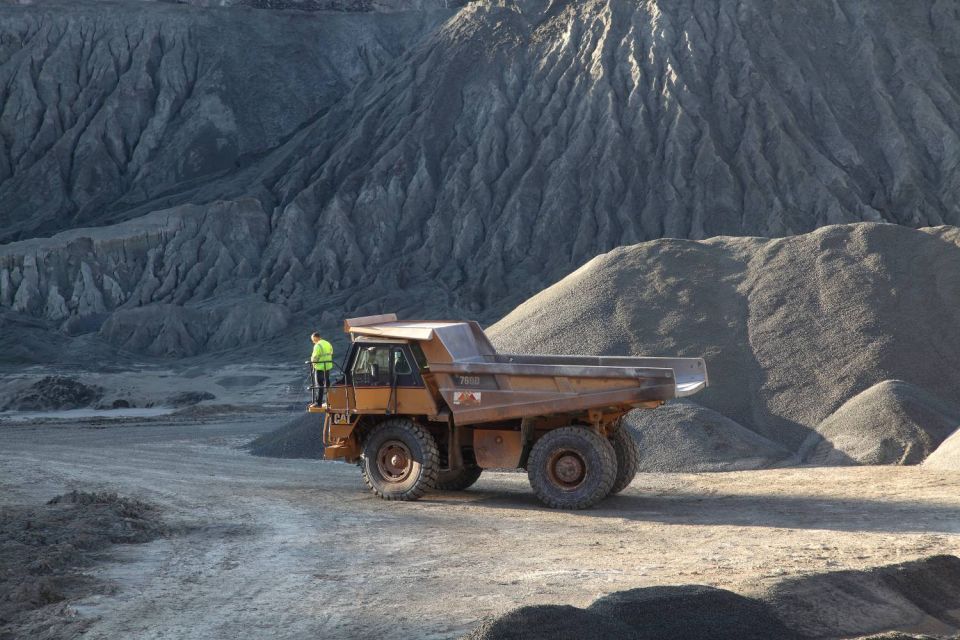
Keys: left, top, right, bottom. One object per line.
{"left": 361, "top": 418, "right": 439, "bottom": 501}
{"left": 527, "top": 427, "right": 617, "bottom": 509}
{"left": 436, "top": 465, "right": 483, "bottom": 491}
{"left": 609, "top": 421, "right": 641, "bottom": 495}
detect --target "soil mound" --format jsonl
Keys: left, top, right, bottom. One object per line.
{"left": 803, "top": 381, "right": 960, "bottom": 466}
{"left": 463, "top": 585, "right": 798, "bottom": 640}
{"left": 924, "top": 429, "right": 960, "bottom": 471}
{"left": 0, "top": 491, "right": 167, "bottom": 639}
{"left": 247, "top": 413, "right": 324, "bottom": 459}
{"left": 490, "top": 224, "right": 960, "bottom": 463}
{"left": 463, "top": 604, "right": 633, "bottom": 640}
{"left": 625, "top": 401, "right": 796, "bottom": 472}
{"left": 465, "top": 556, "right": 960, "bottom": 640}
{"left": 3, "top": 376, "right": 103, "bottom": 411}
{"left": 166, "top": 391, "right": 217, "bottom": 407}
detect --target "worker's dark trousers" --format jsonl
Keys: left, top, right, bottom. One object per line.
{"left": 313, "top": 368, "right": 330, "bottom": 404}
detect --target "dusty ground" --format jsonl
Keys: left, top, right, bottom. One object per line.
{"left": 1, "top": 415, "right": 959, "bottom": 639}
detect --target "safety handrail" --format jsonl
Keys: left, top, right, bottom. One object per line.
{"left": 304, "top": 354, "right": 351, "bottom": 413}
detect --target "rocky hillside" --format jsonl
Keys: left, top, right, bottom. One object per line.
{"left": 3, "top": 0, "right": 960, "bottom": 362}
{"left": 0, "top": 1, "right": 452, "bottom": 242}
{"left": 488, "top": 223, "right": 960, "bottom": 465}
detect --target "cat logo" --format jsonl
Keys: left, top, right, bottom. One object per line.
{"left": 332, "top": 413, "right": 354, "bottom": 425}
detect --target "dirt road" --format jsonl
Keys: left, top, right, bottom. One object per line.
{"left": 2, "top": 415, "right": 959, "bottom": 639}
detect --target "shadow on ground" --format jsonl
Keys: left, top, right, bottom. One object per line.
{"left": 427, "top": 487, "right": 960, "bottom": 534}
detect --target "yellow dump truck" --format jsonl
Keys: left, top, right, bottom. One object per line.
{"left": 310, "top": 314, "right": 708, "bottom": 509}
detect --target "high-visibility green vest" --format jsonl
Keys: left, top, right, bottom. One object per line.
{"left": 311, "top": 340, "right": 334, "bottom": 371}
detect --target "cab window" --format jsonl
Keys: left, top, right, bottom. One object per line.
{"left": 351, "top": 345, "right": 422, "bottom": 387}
{"left": 352, "top": 346, "right": 392, "bottom": 386}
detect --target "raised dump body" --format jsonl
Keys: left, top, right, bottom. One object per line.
{"left": 312, "top": 313, "right": 708, "bottom": 509}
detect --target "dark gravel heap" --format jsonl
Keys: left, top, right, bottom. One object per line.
{"left": 3, "top": 376, "right": 103, "bottom": 411}
{"left": 247, "top": 413, "right": 325, "bottom": 459}
{"left": 465, "top": 556, "right": 960, "bottom": 640}
{"left": 463, "top": 585, "right": 799, "bottom": 640}
{"left": 0, "top": 491, "right": 167, "bottom": 639}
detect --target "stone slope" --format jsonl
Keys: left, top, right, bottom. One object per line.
{"left": 489, "top": 223, "right": 960, "bottom": 456}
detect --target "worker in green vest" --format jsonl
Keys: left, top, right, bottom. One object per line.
{"left": 310, "top": 332, "right": 334, "bottom": 406}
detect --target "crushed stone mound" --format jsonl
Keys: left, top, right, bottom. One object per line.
{"left": 924, "top": 428, "right": 960, "bottom": 471}
{"left": 0, "top": 491, "right": 167, "bottom": 639}
{"left": 166, "top": 391, "right": 217, "bottom": 407}
{"left": 462, "top": 604, "right": 633, "bottom": 640}
{"left": 465, "top": 556, "right": 960, "bottom": 640}
{"left": 803, "top": 381, "right": 960, "bottom": 466}
{"left": 765, "top": 555, "right": 960, "bottom": 639}
{"left": 490, "top": 224, "right": 960, "bottom": 464}
{"left": 625, "top": 401, "right": 796, "bottom": 472}
{"left": 3, "top": 376, "right": 103, "bottom": 411}
{"left": 247, "top": 413, "right": 324, "bottom": 459}
{"left": 463, "top": 585, "right": 799, "bottom": 640}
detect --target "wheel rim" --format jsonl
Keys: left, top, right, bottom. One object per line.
{"left": 376, "top": 440, "right": 414, "bottom": 483}
{"left": 547, "top": 448, "right": 587, "bottom": 490}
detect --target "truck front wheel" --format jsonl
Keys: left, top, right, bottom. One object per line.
{"left": 361, "top": 419, "right": 439, "bottom": 501}
{"left": 527, "top": 427, "right": 617, "bottom": 509}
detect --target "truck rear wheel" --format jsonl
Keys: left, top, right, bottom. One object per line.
{"left": 361, "top": 419, "right": 439, "bottom": 501}
{"left": 436, "top": 465, "right": 483, "bottom": 491}
{"left": 527, "top": 426, "right": 616, "bottom": 509}
{"left": 609, "top": 420, "right": 641, "bottom": 494}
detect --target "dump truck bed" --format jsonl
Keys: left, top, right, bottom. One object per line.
{"left": 427, "top": 353, "right": 707, "bottom": 425}
{"left": 344, "top": 314, "right": 708, "bottom": 426}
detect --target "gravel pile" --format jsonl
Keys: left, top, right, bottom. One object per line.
{"left": 490, "top": 224, "right": 960, "bottom": 467}
{"left": 803, "top": 381, "right": 960, "bottom": 466}
{"left": 2, "top": 376, "right": 103, "bottom": 411}
{"left": 465, "top": 556, "right": 960, "bottom": 640}
{"left": 624, "top": 401, "right": 796, "bottom": 472}
{"left": 765, "top": 555, "right": 960, "bottom": 639}
{"left": 247, "top": 413, "right": 325, "bottom": 459}
{"left": 463, "top": 585, "right": 798, "bottom": 640}
{"left": 924, "top": 429, "right": 960, "bottom": 471}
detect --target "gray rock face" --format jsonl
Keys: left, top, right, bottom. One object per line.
{"left": 239, "top": 0, "right": 960, "bottom": 318}
{"left": 0, "top": 199, "right": 295, "bottom": 356}
{"left": 803, "top": 381, "right": 960, "bottom": 466}
{"left": 489, "top": 223, "right": 960, "bottom": 459}
{"left": 5, "top": 0, "right": 960, "bottom": 363}
{"left": 0, "top": 1, "right": 452, "bottom": 242}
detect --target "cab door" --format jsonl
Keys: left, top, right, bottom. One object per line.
{"left": 349, "top": 344, "right": 424, "bottom": 414}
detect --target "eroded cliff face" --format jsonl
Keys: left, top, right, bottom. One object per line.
{"left": 3, "top": 0, "right": 960, "bottom": 360}
{"left": 0, "top": 1, "right": 452, "bottom": 241}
